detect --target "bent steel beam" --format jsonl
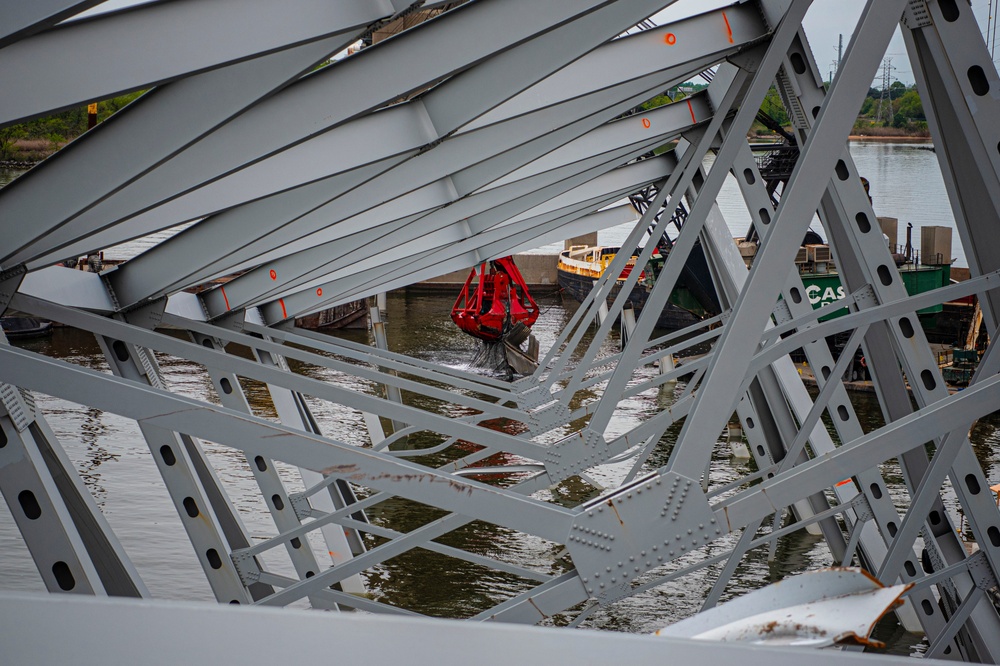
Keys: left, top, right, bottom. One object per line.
{"left": 7, "top": 0, "right": 701, "bottom": 270}
{"left": 0, "top": 0, "right": 397, "bottom": 127}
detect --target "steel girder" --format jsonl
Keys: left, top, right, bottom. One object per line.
{"left": 3, "top": 0, "right": 711, "bottom": 270}
{"left": 0, "top": 0, "right": 638, "bottom": 268}
{"left": 0, "top": 0, "right": 403, "bottom": 127}
{"left": 0, "top": 336, "right": 147, "bottom": 598}
{"left": 2, "top": 305, "right": 999, "bottom": 565}
{"left": 0, "top": 34, "right": 371, "bottom": 265}
{"left": 4, "top": 0, "right": 1000, "bottom": 660}
{"left": 224, "top": 152, "right": 680, "bottom": 320}
{"left": 757, "top": 8, "right": 1000, "bottom": 656}
{"left": 95, "top": 6, "right": 761, "bottom": 310}
{"left": 1, "top": 592, "right": 935, "bottom": 666}
{"left": 0, "top": 0, "right": 103, "bottom": 49}
{"left": 193, "top": 96, "right": 708, "bottom": 314}
{"left": 902, "top": 3, "right": 1000, "bottom": 333}
{"left": 654, "top": 0, "right": 905, "bottom": 480}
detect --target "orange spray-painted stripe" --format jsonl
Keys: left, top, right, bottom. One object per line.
{"left": 722, "top": 11, "right": 734, "bottom": 44}
{"left": 279, "top": 299, "right": 288, "bottom": 319}
{"left": 687, "top": 99, "right": 696, "bottom": 124}
{"left": 836, "top": 478, "right": 853, "bottom": 487}
{"left": 221, "top": 286, "right": 231, "bottom": 311}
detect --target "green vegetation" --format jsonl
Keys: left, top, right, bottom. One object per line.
{"left": 745, "top": 81, "right": 928, "bottom": 138}
{"left": 852, "top": 81, "right": 927, "bottom": 136}
{"left": 638, "top": 82, "right": 708, "bottom": 111}
{"left": 0, "top": 90, "right": 144, "bottom": 163}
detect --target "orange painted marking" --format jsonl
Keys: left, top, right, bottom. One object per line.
{"left": 641, "top": 117, "right": 651, "bottom": 129}
{"left": 279, "top": 299, "right": 287, "bottom": 319}
{"left": 221, "top": 286, "right": 230, "bottom": 311}
{"left": 687, "top": 99, "right": 697, "bottom": 124}
{"left": 664, "top": 32, "right": 676, "bottom": 45}
{"left": 269, "top": 269, "right": 277, "bottom": 280}
{"left": 722, "top": 11, "right": 734, "bottom": 44}
{"left": 316, "top": 287, "right": 323, "bottom": 297}
{"left": 836, "top": 478, "right": 853, "bottom": 487}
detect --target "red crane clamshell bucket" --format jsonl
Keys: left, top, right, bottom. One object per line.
{"left": 451, "top": 257, "right": 539, "bottom": 342}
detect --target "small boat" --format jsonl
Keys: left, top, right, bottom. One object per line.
{"left": 1, "top": 316, "right": 53, "bottom": 338}
{"left": 556, "top": 245, "right": 715, "bottom": 330}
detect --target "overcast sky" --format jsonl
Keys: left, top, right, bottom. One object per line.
{"left": 656, "top": 0, "right": 999, "bottom": 86}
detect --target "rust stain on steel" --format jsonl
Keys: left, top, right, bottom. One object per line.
{"left": 527, "top": 597, "right": 549, "bottom": 620}
{"left": 320, "top": 464, "right": 360, "bottom": 475}
{"left": 607, "top": 499, "right": 624, "bottom": 526}
{"left": 321, "top": 465, "right": 476, "bottom": 496}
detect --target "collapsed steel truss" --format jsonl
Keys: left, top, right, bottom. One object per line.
{"left": 2, "top": 0, "right": 1000, "bottom": 661}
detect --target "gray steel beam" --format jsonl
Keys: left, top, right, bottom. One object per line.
{"left": 124, "top": 68, "right": 692, "bottom": 304}
{"left": 569, "top": 63, "right": 756, "bottom": 415}
{"left": 189, "top": 95, "right": 706, "bottom": 313}
{"left": 188, "top": 331, "right": 342, "bottom": 607}
{"left": 326, "top": 204, "right": 643, "bottom": 309}
{"left": 902, "top": 3, "right": 1000, "bottom": 333}
{"left": 11, "top": 293, "right": 555, "bottom": 461}
{"left": 256, "top": 139, "right": 650, "bottom": 274}
{"left": 0, "top": 0, "right": 103, "bottom": 49}
{"left": 0, "top": 379, "right": 105, "bottom": 595}
{"left": 729, "top": 120, "right": 928, "bottom": 632}
{"left": 6, "top": 0, "right": 1000, "bottom": 651}
{"left": 254, "top": 164, "right": 666, "bottom": 323}
{"left": 0, "top": 343, "right": 576, "bottom": 543}
{"left": 758, "top": 7, "right": 1000, "bottom": 655}
{"left": 0, "top": 0, "right": 396, "bottom": 127}
{"left": 0, "top": 592, "right": 931, "bottom": 666}
{"left": 9, "top": 0, "right": 701, "bottom": 269}
{"left": 94, "top": 335, "right": 257, "bottom": 604}
{"left": 244, "top": 319, "right": 517, "bottom": 399}
{"left": 661, "top": 0, "right": 905, "bottom": 482}
{"left": 718, "top": 372, "right": 1000, "bottom": 532}
{"left": 460, "top": 0, "right": 930, "bottom": 625}
{"left": 819, "top": 141, "right": 1000, "bottom": 662}
{"left": 247, "top": 343, "right": 368, "bottom": 594}
{"left": 0, "top": 333, "right": 147, "bottom": 598}
{"left": 28, "top": 5, "right": 761, "bottom": 303}
{"left": 104, "top": 49, "right": 723, "bottom": 309}
{"left": 0, "top": 33, "right": 365, "bottom": 271}
{"left": 216, "top": 149, "right": 678, "bottom": 319}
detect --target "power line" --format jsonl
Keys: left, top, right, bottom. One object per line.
{"left": 874, "top": 57, "right": 894, "bottom": 125}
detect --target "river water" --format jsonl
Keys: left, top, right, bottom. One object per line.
{"left": 0, "top": 142, "right": 996, "bottom": 652}
{"left": 530, "top": 140, "right": 966, "bottom": 269}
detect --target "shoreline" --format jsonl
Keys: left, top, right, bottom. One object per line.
{"left": 849, "top": 135, "right": 931, "bottom": 142}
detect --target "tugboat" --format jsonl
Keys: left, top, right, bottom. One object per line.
{"left": 556, "top": 244, "right": 718, "bottom": 330}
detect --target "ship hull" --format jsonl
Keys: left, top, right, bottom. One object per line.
{"left": 556, "top": 267, "right": 704, "bottom": 331}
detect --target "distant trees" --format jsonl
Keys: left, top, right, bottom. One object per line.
{"left": 895, "top": 89, "right": 924, "bottom": 121}
{"left": 0, "top": 90, "right": 144, "bottom": 162}
{"left": 745, "top": 80, "right": 928, "bottom": 138}
{"left": 760, "top": 86, "right": 789, "bottom": 126}
{"left": 853, "top": 81, "right": 927, "bottom": 134}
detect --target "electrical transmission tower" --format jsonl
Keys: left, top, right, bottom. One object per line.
{"left": 874, "top": 57, "right": 894, "bottom": 125}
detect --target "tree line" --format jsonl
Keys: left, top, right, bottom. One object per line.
{"left": 0, "top": 91, "right": 144, "bottom": 163}
{"left": 757, "top": 81, "right": 925, "bottom": 135}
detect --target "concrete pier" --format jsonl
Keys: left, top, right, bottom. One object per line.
{"left": 408, "top": 254, "right": 561, "bottom": 293}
